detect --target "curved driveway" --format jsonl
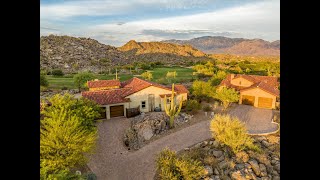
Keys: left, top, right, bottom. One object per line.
{"left": 88, "top": 105, "right": 279, "bottom": 179}
{"left": 87, "top": 117, "right": 211, "bottom": 180}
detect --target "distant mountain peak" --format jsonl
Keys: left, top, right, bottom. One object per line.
{"left": 163, "top": 36, "right": 279, "bottom": 56}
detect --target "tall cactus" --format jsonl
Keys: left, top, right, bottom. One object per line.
{"left": 164, "top": 83, "right": 184, "bottom": 128}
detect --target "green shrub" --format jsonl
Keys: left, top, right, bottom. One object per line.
{"left": 40, "top": 86, "right": 47, "bottom": 92}
{"left": 156, "top": 148, "right": 206, "bottom": 180}
{"left": 210, "top": 114, "right": 259, "bottom": 154}
{"left": 185, "top": 100, "right": 201, "bottom": 113}
{"left": 202, "top": 104, "right": 212, "bottom": 112}
{"left": 62, "top": 86, "right": 68, "bottom": 90}
{"left": 40, "top": 73, "right": 49, "bottom": 87}
{"left": 52, "top": 69, "right": 64, "bottom": 77}
{"left": 82, "top": 172, "right": 97, "bottom": 180}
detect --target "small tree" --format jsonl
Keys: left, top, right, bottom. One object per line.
{"left": 209, "top": 70, "right": 227, "bottom": 86}
{"left": 163, "top": 84, "right": 183, "bottom": 129}
{"left": 212, "top": 87, "right": 239, "bottom": 109}
{"left": 40, "top": 72, "right": 49, "bottom": 87}
{"left": 185, "top": 99, "right": 201, "bottom": 113}
{"left": 40, "top": 109, "right": 97, "bottom": 178}
{"left": 210, "top": 114, "right": 259, "bottom": 154}
{"left": 73, "top": 72, "right": 95, "bottom": 91}
{"left": 141, "top": 71, "right": 153, "bottom": 80}
{"left": 166, "top": 71, "right": 177, "bottom": 83}
{"left": 191, "top": 80, "right": 215, "bottom": 101}
{"left": 52, "top": 69, "right": 64, "bottom": 77}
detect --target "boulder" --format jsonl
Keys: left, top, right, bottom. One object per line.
{"left": 249, "top": 159, "right": 261, "bottom": 176}
{"left": 218, "top": 160, "right": 229, "bottom": 169}
{"left": 273, "top": 163, "right": 280, "bottom": 173}
{"left": 235, "top": 151, "right": 249, "bottom": 163}
{"left": 230, "top": 171, "right": 246, "bottom": 180}
{"left": 261, "top": 140, "right": 272, "bottom": 148}
{"left": 259, "top": 164, "right": 267, "bottom": 177}
{"left": 272, "top": 176, "right": 280, "bottom": 180}
{"left": 204, "top": 166, "right": 214, "bottom": 176}
{"left": 216, "top": 155, "right": 225, "bottom": 162}
{"left": 235, "top": 163, "right": 245, "bottom": 170}
{"left": 214, "top": 168, "right": 220, "bottom": 175}
{"left": 210, "top": 150, "right": 223, "bottom": 158}
{"left": 212, "top": 140, "right": 220, "bottom": 148}
{"left": 138, "top": 124, "right": 153, "bottom": 141}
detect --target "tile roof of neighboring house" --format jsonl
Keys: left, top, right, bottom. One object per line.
{"left": 174, "top": 84, "right": 189, "bottom": 94}
{"left": 82, "top": 77, "right": 189, "bottom": 105}
{"left": 87, "top": 79, "right": 120, "bottom": 88}
{"left": 220, "top": 74, "right": 279, "bottom": 96}
{"left": 82, "top": 88, "right": 131, "bottom": 105}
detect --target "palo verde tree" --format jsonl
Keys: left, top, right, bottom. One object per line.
{"left": 141, "top": 71, "right": 153, "bottom": 80}
{"left": 73, "top": 72, "right": 95, "bottom": 92}
{"left": 163, "top": 84, "right": 183, "bottom": 128}
{"left": 166, "top": 71, "right": 177, "bottom": 83}
{"left": 212, "top": 87, "right": 239, "bottom": 109}
{"left": 40, "top": 94, "right": 101, "bottom": 178}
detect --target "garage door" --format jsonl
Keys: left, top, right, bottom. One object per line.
{"left": 110, "top": 105, "right": 124, "bottom": 118}
{"left": 242, "top": 95, "right": 255, "bottom": 106}
{"left": 258, "top": 97, "right": 273, "bottom": 109}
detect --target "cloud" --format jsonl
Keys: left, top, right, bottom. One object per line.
{"left": 40, "top": 0, "right": 280, "bottom": 46}
{"left": 83, "top": 0, "right": 279, "bottom": 46}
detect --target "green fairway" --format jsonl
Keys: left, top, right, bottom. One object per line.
{"left": 46, "top": 66, "right": 195, "bottom": 90}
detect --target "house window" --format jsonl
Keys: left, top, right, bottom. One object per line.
{"left": 141, "top": 101, "right": 146, "bottom": 109}
{"left": 239, "top": 81, "right": 242, "bottom": 85}
{"left": 166, "top": 97, "right": 171, "bottom": 103}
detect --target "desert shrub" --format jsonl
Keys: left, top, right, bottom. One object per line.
{"left": 156, "top": 148, "right": 206, "bottom": 180}
{"left": 40, "top": 73, "right": 49, "bottom": 87}
{"left": 202, "top": 104, "right": 212, "bottom": 112}
{"left": 185, "top": 100, "right": 201, "bottom": 113}
{"left": 212, "top": 87, "right": 239, "bottom": 109}
{"left": 40, "top": 86, "right": 47, "bottom": 92}
{"left": 52, "top": 69, "right": 64, "bottom": 77}
{"left": 210, "top": 114, "right": 259, "bottom": 154}
{"left": 141, "top": 71, "right": 153, "bottom": 80}
{"left": 42, "top": 169, "right": 80, "bottom": 180}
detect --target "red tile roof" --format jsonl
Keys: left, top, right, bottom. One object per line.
{"left": 87, "top": 79, "right": 120, "bottom": 88}
{"left": 82, "top": 77, "right": 189, "bottom": 105}
{"left": 82, "top": 88, "right": 131, "bottom": 105}
{"left": 174, "top": 84, "right": 189, "bottom": 94}
{"left": 220, "top": 74, "right": 279, "bottom": 96}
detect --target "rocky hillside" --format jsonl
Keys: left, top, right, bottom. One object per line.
{"left": 40, "top": 35, "right": 130, "bottom": 73}
{"left": 118, "top": 40, "right": 206, "bottom": 57}
{"left": 40, "top": 35, "right": 209, "bottom": 73}
{"left": 163, "top": 36, "right": 280, "bottom": 56}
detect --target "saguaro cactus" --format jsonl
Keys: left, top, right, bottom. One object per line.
{"left": 164, "top": 83, "right": 183, "bottom": 128}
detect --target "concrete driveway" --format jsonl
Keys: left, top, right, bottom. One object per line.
{"left": 228, "top": 104, "right": 279, "bottom": 134}
{"left": 87, "top": 117, "right": 212, "bottom": 180}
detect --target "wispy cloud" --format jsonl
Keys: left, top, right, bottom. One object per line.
{"left": 40, "top": 0, "right": 280, "bottom": 46}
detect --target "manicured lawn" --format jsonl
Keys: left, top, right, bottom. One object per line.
{"left": 46, "top": 66, "right": 195, "bottom": 90}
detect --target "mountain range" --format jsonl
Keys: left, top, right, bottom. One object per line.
{"left": 162, "top": 36, "right": 280, "bottom": 56}
{"left": 40, "top": 35, "right": 279, "bottom": 73}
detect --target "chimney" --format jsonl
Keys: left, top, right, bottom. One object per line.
{"left": 230, "top": 74, "right": 235, "bottom": 80}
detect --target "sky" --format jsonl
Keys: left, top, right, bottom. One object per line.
{"left": 40, "top": 0, "right": 280, "bottom": 47}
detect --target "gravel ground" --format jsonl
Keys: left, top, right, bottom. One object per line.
{"left": 87, "top": 117, "right": 211, "bottom": 180}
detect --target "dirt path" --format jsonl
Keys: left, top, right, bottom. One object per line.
{"left": 87, "top": 118, "right": 211, "bottom": 180}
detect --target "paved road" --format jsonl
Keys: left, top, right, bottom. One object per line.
{"left": 228, "top": 105, "right": 279, "bottom": 134}
{"left": 87, "top": 117, "right": 212, "bottom": 180}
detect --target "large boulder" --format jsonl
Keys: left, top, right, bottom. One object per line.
{"left": 138, "top": 124, "right": 153, "bottom": 141}
{"left": 204, "top": 166, "right": 214, "bottom": 176}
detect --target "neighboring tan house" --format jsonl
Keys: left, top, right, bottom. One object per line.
{"left": 82, "top": 77, "right": 189, "bottom": 119}
{"left": 219, "top": 74, "right": 279, "bottom": 109}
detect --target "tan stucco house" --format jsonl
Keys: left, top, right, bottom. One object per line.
{"left": 219, "top": 74, "right": 279, "bottom": 109}
{"left": 82, "top": 77, "right": 188, "bottom": 119}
